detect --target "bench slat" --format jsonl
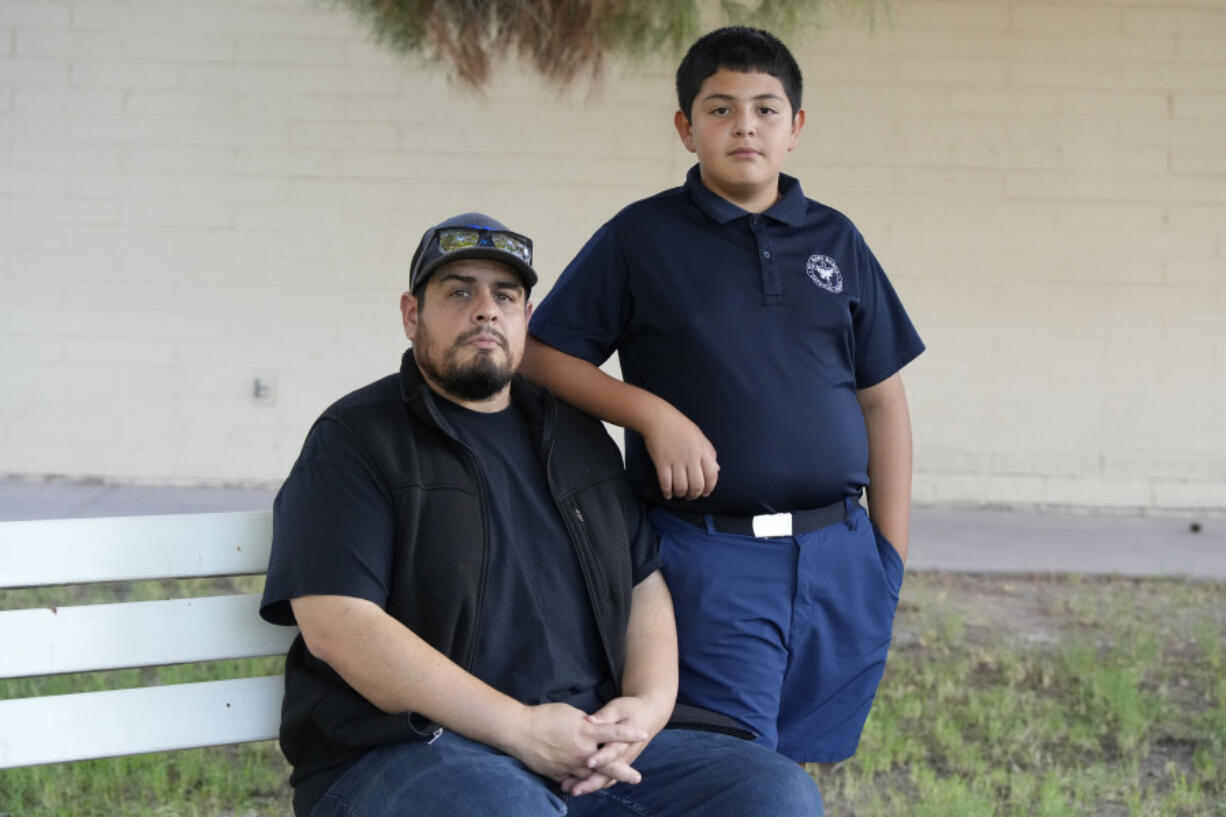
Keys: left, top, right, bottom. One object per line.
{"left": 0, "top": 594, "right": 297, "bottom": 679}
{"left": 0, "top": 511, "right": 273, "bottom": 588}
{"left": 0, "top": 675, "right": 286, "bottom": 768}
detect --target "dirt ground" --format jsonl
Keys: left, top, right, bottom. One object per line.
{"left": 893, "top": 570, "right": 1225, "bottom": 650}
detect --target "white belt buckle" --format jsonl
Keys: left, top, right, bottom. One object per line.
{"left": 752, "top": 512, "right": 793, "bottom": 538}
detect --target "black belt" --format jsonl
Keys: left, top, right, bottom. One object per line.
{"left": 671, "top": 499, "right": 850, "bottom": 538}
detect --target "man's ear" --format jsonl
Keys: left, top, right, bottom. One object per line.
{"left": 674, "top": 110, "right": 696, "bottom": 154}
{"left": 525, "top": 300, "right": 534, "bottom": 322}
{"left": 400, "top": 291, "right": 419, "bottom": 341}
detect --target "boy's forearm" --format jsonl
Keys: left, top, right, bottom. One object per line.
{"left": 857, "top": 373, "right": 913, "bottom": 562}
{"left": 522, "top": 337, "right": 719, "bottom": 499}
{"left": 520, "top": 337, "right": 664, "bottom": 433}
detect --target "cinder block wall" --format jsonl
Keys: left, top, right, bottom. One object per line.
{"left": 1, "top": 0, "right": 1223, "bottom": 511}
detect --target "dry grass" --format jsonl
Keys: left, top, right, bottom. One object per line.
{"left": 3, "top": 571, "right": 1224, "bottom": 816}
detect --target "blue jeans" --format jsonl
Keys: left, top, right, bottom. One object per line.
{"left": 310, "top": 728, "right": 823, "bottom": 817}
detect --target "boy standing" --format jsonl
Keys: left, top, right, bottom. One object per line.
{"left": 522, "top": 27, "right": 924, "bottom": 764}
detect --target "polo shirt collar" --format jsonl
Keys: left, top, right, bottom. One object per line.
{"left": 683, "top": 164, "right": 807, "bottom": 228}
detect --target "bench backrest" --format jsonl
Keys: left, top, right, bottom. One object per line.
{"left": 0, "top": 511, "right": 297, "bottom": 768}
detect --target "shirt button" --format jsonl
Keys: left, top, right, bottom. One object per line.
{"left": 763, "top": 250, "right": 771, "bottom": 259}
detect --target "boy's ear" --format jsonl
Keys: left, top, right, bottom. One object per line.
{"left": 788, "top": 108, "right": 806, "bottom": 152}
{"left": 674, "top": 110, "right": 697, "bottom": 154}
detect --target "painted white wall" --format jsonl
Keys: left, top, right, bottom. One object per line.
{"left": 1, "top": 0, "right": 1223, "bottom": 511}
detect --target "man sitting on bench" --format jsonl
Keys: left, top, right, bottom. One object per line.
{"left": 259, "top": 213, "right": 824, "bottom": 817}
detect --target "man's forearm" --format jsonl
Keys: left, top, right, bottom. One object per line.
{"left": 563, "top": 571, "right": 679, "bottom": 796}
{"left": 619, "top": 571, "right": 679, "bottom": 731}
{"left": 857, "top": 373, "right": 914, "bottom": 562}
{"left": 291, "top": 594, "right": 650, "bottom": 786}
{"left": 291, "top": 594, "right": 527, "bottom": 751}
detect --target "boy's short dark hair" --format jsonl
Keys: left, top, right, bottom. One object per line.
{"left": 676, "top": 26, "right": 803, "bottom": 121}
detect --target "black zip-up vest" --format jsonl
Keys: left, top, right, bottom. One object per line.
{"left": 279, "top": 351, "right": 640, "bottom": 816}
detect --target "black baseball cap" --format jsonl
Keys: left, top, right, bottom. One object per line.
{"left": 408, "top": 213, "right": 537, "bottom": 293}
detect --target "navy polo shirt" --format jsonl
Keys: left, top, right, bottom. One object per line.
{"left": 530, "top": 165, "right": 925, "bottom": 516}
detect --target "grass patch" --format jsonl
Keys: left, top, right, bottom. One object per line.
{"left": 814, "top": 573, "right": 1226, "bottom": 816}
{"left": 3, "top": 572, "right": 1224, "bottom": 815}
{"left": 0, "top": 743, "right": 289, "bottom": 817}
{"left": 0, "top": 577, "right": 291, "bottom": 817}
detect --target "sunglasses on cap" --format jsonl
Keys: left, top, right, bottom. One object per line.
{"left": 409, "top": 223, "right": 536, "bottom": 292}
{"left": 434, "top": 227, "right": 532, "bottom": 264}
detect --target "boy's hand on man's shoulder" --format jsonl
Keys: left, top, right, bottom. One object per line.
{"left": 642, "top": 407, "right": 719, "bottom": 500}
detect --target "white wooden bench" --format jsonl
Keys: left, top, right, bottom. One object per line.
{"left": 0, "top": 511, "right": 296, "bottom": 768}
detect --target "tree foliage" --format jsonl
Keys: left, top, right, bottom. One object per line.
{"left": 331, "top": 0, "right": 880, "bottom": 86}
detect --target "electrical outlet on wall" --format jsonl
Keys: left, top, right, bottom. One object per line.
{"left": 252, "top": 375, "right": 277, "bottom": 406}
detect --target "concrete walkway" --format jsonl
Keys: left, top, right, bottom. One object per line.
{"left": 907, "top": 506, "right": 1223, "bottom": 579}
{"left": 1, "top": 479, "right": 1222, "bottom": 580}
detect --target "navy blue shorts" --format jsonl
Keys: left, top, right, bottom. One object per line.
{"left": 651, "top": 503, "right": 903, "bottom": 762}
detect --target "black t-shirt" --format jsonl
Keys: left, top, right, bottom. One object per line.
{"left": 260, "top": 419, "right": 398, "bottom": 625}
{"left": 434, "top": 397, "right": 609, "bottom": 712}
{"left": 261, "top": 398, "right": 611, "bottom": 714}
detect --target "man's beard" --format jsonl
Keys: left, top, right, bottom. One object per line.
{"left": 415, "top": 324, "right": 514, "bottom": 402}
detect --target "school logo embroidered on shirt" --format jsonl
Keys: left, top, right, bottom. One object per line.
{"left": 805, "top": 254, "right": 843, "bottom": 294}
